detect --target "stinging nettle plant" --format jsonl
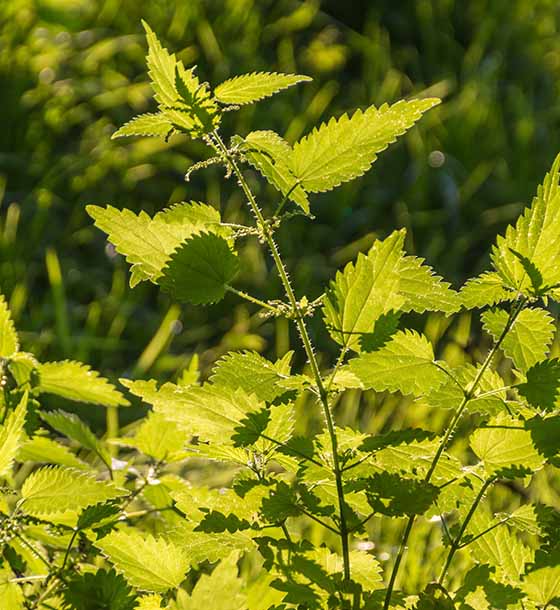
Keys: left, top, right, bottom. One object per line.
{"left": 2, "top": 19, "right": 560, "bottom": 610}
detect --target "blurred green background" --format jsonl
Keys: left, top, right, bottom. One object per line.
{"left": 2, "top": 0, "right": 560, "bottom": 382}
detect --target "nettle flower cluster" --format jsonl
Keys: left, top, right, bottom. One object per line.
{"left": 1, "top": 21, "right": 560, "bottom": 610}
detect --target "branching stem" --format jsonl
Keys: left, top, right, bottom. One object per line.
{"left": 438, "top": 476, "right": 495, "bottom": 583}
{"left": 211, "top": 130, "right": 352, "bottom": 582}
{"left": 383, "top": 297, "right": 526, "bottom": 610}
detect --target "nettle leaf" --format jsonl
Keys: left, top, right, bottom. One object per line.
{"left": 77, "top": 503, "right": 121, "bottom": 530}
{"left": 292, "top": 97, "right": 440, "bottom": 193}
{"left": 468, "top": 508, "right": 534, "bottom": 584}
{"left": 159, "top": 232, "right": 240, "bottom": 304}
{"left": 523, "top": 565, "right": 560, "bottom": 606}
{"left": 348, "top": 330, "right": 449, "bottom": 397}
{"left": 96, "top": 529, "right": 189, "bottom": 592}
{"left": 352, "top": 435, "right": 462, "bottom": 487}
{"left": 87, "top": 202, "right": 228, "bottom": 287}
{"left": 178, "top": 526, "right": 255, "bottom": 565}
{"left": 307, "top": 547, "right": 383, "bottom": 592}
{"left": 112, "top": 112, "right": 174, "bottom": 139}
{"left": 0, "top": 392, "right": 28, "bottom": 478}
{"left": 482, "top": 307, "right": 555, "bottom": 372}
{"left": 397, "top": 255, "right": 459, "bottom": 314}
{"left": 119, "top": 412, "right": 187, "bottom": 462}
{"left": 40, "top": 409, "right": 109, "bottom": 464}
{"left": 491, "top": 153, "right": 560, "bottom": 297}
{"left": 459, "top": 271, "right": 516, "bottom": 309}
{"left": 421, "top": 363, "right": 508, "bottom": 415}
{"left": 123, "top": 380, "right": 262, "bottom": 445}
{"left": 242, "top": 130, "right": 309, "bottom": 213}
{"left": 323, "top": 230, "right": 405, "bottom": 351}
{"left": 63, "top": 569, "right": 136, "bottom": 610}
{"left": 214, "top": 71, "right": 311, "bottom": 105}
{"left": 518, "top": 359, "right": 560, "bottom": 411}
{"left": 361, "top": 472, "right": 439, "bottom": 516}
{"left": 179, "top": 553, "right": 245, "bottom": 610}
{"left": 18, "top": 435, "right": 88, "bottom": 470}
{"left": 141, "top": 21, "right": 220, "bottom": 137}
{"left": 37, "top": 360, "right": 129, "bottom": 407}
{"left": 210, "top": 350, "right": 293, "bottom": 403}
{"left": 470, "top": 415, "right": 545, "bottom": 477}
{"left": 0, "top": 566, "right": 25, "bottom": 609}
{"left": 143, "top": 20, "right": 179, "bottom": 107}
{"left": 0, "top": 294, "right": 18, "bottom": 358}
{"left": 135, "top": 595, "right": 164, "bottom": 610}
{"left": 21, "top": 466, "right": 127, "bottom": 516}
{"left": 455, "top": 565, "right": 525, "bottom": 610}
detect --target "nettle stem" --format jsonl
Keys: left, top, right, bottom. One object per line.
{"left": 211, "top": 131, "right": 352, "bottom": 583}
{"left": 438, "top": 476, "right": 495, "bottom": 583}
{"left": 383, "top": 297, "right": 526, "bottom": 610}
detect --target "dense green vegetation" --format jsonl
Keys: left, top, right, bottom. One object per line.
{"left": 1, "top": 2, "right": 560, "bottom": 609}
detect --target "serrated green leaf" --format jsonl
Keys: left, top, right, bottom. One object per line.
{"left": 243, "top": 130, "right": 309, "bottom": 213}
{"left": 360, "top": 471, "right": 439, "bottom": 516}
{"left": 420, "top": 363, "right": 508, "bottom": 415}
{"left": 468, "top": 507, "right": 534, "bottom": 584}
{"left": 77, "top": 503, "right": 121, "bottom": 530}
{"left": 246, "top": 574, "right": 286, "bottom": 610}
{"left": 112, "top": 112, "right": 174, "bottom": 139}
{"left": 122, "top": 380, "right": 262, "bottom": 445}
{"left": 135, "top": 595, "right": 165, "bottom": 610}
{"left": 0, "top": 567, "right": 24, "bottom": 610}
{"left": 87, "top": 202, "right": 228, "bottom": 287}
{"left": 141, "top": 21, "right": 219, "bottom": 137}
{"left": 21, "top": 466, "right": 127, "bottom": 516}
{"left": 178, "top": 553, "right": 245, "bottom": 610}
{"left": 159, "top": 232, "right": 240, "bottom": 304}
{"left": 37, "top": 360, "right": 129, "bottom": 407}
{"left": 292, "top": 98, "right": 440, "bottom": 193}
{"left": 459, "top": 271, "right": 517, "bottom": 309}
{"left": 171, "top": 521, "right": 256, "bottom": 564}
{"left": 348, "top": 330, "right": 449, "bottom": 396}
{"left": 0, "top": 295, "right": 18, "bottom": 358}
{"left": 0, "top": 392, "right": 28, "bottom": 478}
{"left": 482, "top": 307, "right": 555, "bottom": 372}
{"left": 501, "top": 504, "right": 542, "bottom": 536}
{"left": 307, "top": 547, "right": 383, "bottom": 592}
{"left": 455, "top": 564, "right": 525, "bottom": 610}
{"left": 7, "top": 351, "right": 38, "bottom": 388}
{"left": 96, "top": 529, "right": 189, "bottom": 592}
{"left": 142, "top": 20, "right": 179, "bottom": 107}
{"left": 215, "top": 71, "right": 311, "bottom": 105}
{"left": 518, "top": 359, "right": 560, "bottom": 411}
{"left": 18, "top": 435, "right": 88, "bottom": 469}
{"left": 362, "top": 438, "right": 462, "bottom": 486}
{"left": 210, "top": 350, "right": 293, "bottom": 403}
{"left": 491, "top": 153, "right": 560, "bottom": 297}
{"left": 524, "top": 565, "right": 560, "bottom": 606}
{"left": 40, "top": 409, "right": 109, "bottom": 464}
{"left": 397, "top": 255, "right": 459, "bottom": 314}
{"left": 63, "top": 569, "right": 136, "bottom": 610}
{"left": 470, "top": 415, "right": 545, "bottom": 477}
{"left": 323, "top": 230, "right": 405, "bottom": 351}
{"left": 120, "top": 412, "right": 187, "bottom": 462}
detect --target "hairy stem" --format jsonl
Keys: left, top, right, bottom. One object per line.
{"left": 438, "top": 476, "right": 495, "bottom": 583}
{"left": 211, "top": 130, "right": 352, "bottom": 582}
{"left": 383, "top": 297, "right": 526, "bottom": 610}
{"left": 225, "top": 285, "right": 281, "bottom": 314}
